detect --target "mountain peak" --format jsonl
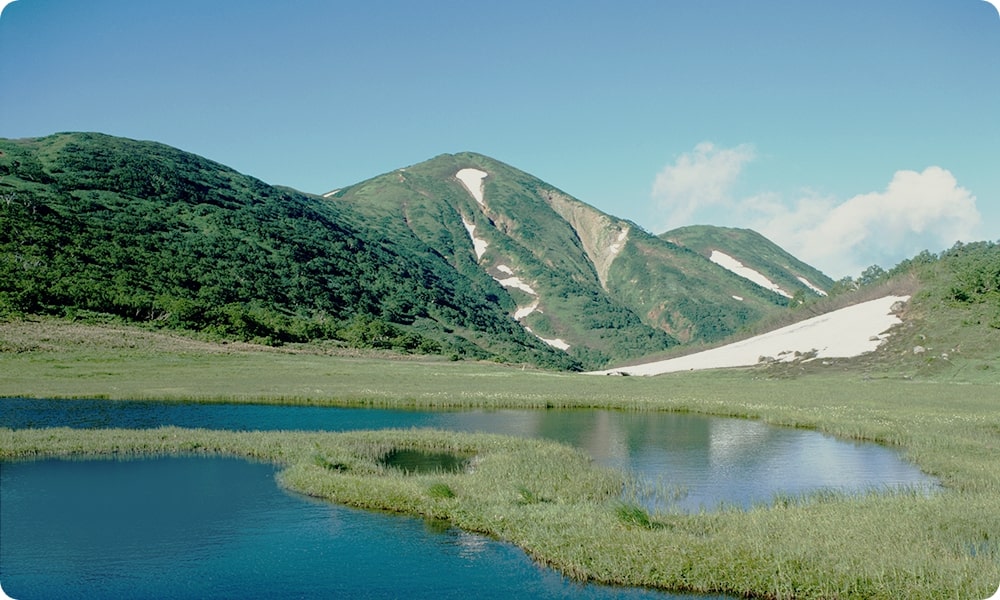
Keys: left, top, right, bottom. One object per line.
{"left": 1, "top": 132, "right": 845, "bottom": 370}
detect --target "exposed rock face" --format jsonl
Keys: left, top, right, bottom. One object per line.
{"left": 543, "top": 189, "right": 629, "bottom": 290}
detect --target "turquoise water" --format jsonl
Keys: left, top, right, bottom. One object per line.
{"left": 0, "top": 399, "right": 937, "bottom": 599}
{"left": 0, "top": 399, "right": 937, "bottom": 512}
{"left": 0, "top": 456, "right": 725, "bottom": 600}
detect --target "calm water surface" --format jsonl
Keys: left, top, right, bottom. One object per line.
{"left": 0, "top": 399, "right": 936, "bottom": 599}
{"left": 2, "top": 456, "right": 720, "bottom": 600}
{"left": 0, "top": 398, "right": 936, "bottom": 512}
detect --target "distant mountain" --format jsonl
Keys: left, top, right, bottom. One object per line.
{"left": 600, "top": 239, "right": 1000, "bottom": 380}
{"left": 661, "top": 225, "right": 835, "bottom": 300}
{"left": 0, "top": 133, "right": 840, "bottom": 369}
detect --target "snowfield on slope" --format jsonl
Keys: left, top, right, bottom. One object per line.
{"left": 456, "top": 168, "right": 488, "bottom": 207}
{"left": 590, "top": 295, "right": 908, "bottom": 376}
{"left": 710, "top": 250, "right": 792, "bottom": 298}
{"left": 461, "top": 216, "right": 488, "bottom": 260}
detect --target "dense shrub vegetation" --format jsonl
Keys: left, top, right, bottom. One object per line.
{"left": 833, "top": 241, "right": 1000, "bottom": 326}
{"left": 3, "top": 133, "right": 997, "bottom": 372}
{"left": 0, "top": 133, "right": 575, "bottom": 368}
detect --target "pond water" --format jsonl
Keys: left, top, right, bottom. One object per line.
{"left": 0, "top": 398, "right": 937, "bottom": 512}
{"left": 0, "top": 398, "right": 937, "bottom": 599}
{"left": 2, "top": 456, "right": 721, "bottom": 600}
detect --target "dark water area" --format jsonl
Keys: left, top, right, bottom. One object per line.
{"left": 380, "top": 449, "right": 472, "bottom": 474}
{"left": 2, "top": 456, "right": 721, "bottom": 600}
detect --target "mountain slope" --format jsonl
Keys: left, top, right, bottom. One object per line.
{"left": 602, "top": 229, "right": 795, "bottom": 344}
{"left": 1, "top": 133, "right": 843, "bottom": 370}
{"left": 662, "top": 225, "right": 835, "bottom": 300}
{"left": 597, "top": 241, "right": 1000, "bottom": 380}
{"left": 330, "top": 152, "right": 816, "bottom": 364}
{"left": 328, "top": 152, "right": 676, "bottom": 367}
{"left": 0, "top": 133, "right": 575, "bottom": 368}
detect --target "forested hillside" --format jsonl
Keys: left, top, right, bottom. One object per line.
{"left": 0, "top": 133, "right": 576, "bottom": 368}
{"left": 9, "top": 132, "right": 984, "bottom": 373}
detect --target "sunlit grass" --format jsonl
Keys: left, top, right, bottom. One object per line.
{"left": 1, "top": 318, "right": 999, "bottom": 598}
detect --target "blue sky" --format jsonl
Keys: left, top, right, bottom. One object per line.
{"left": 1, "top": 0, "right": 997, "bottom": 278}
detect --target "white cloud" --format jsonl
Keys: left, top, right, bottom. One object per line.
{"left": 982, "top": 0, "right": 1000, "bottom": 20}
{"left": 648, "top": 143, "right": 983, "bottom": 279}
{"left": 0, "top": 1, "right": 17, "bottom": 18}
{"left": 750, "top": 167, "right": 982, "bottom": 278}
{"left": 651, "top": 142, "right": 755, "bottom": 231}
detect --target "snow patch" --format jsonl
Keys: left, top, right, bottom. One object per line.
{"left": 496, "top": 276, "right": 537, "bottom": 295}
{"left": 493, "top": 266, "right": 536, "bottom": 295}
{"left": 462, "top": 216, "right": 488, "bottom": 260}
{"left": 797, "top": 276, "right": 828, "bottom": 296}
{"left": 322, "top": 189, "right": 341, "bottom": 198}
{"left": 607, "top": 226, "right": 629, "bottom": 259}
{"left": 524, "top": 326, "right": 571, "bottom": 350}
{"left": 514, "top": 298, "right": 540, "bottom": 320}
{"left": 590, "top": 295, "right": 908, "bottom": 376}
{"left": 540, "top": 336, "right": 571, "bottom": 351}
{"left": 456, "top": 168, "right": 488, "bottom": 207}
{"left": 732, "top": 295, "right": 744, "bottom": 301}
{"left": 710, "top": 250, "right": 792, "bottom": 298}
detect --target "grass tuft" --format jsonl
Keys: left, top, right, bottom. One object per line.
{"left": 427, "top": 482, "right": 456, "bottom": 499}
{"left": 615, "top": 503, "right": 653, "bottom": 529}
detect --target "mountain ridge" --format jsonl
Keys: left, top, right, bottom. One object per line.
{"left": 662, "top": 225, "right": 835, "bottom": 300}
{"left": 333, "top": 151, "right": 835, "bottom": 352}
{"left": 2, "top": 133, "right": 843, "bottom": 369}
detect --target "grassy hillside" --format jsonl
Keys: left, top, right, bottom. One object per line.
{"left": 335, "top": 151, "right": 806, "bottom": 361}
{"left": 865, "top": 240, "right": 1000, "bottom": 380}
{"left": 662, "top": 225, "right": 835, "bottom": 299}
{"left": 0, "top": 133, "right": 575, "bottom": 368}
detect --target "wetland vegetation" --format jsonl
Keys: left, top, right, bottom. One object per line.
{"left": 1, "top": 320, "right": 998, "bottom": 599}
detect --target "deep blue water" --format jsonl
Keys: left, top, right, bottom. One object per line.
{"left": 0, "top": 398, "right": 937, "bottom": 599}
{"left": 1, "top": 456, "right": 722, "bottom": 600}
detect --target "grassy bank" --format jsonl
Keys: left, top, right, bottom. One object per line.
{"left": 1, "top": 319, "right": 999, "bottom": 598}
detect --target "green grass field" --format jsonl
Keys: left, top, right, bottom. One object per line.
{"left": 1, "top": 318, "right": 998, "bottom": 599}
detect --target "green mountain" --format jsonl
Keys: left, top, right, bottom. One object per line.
{"left": 331, "top": 151, "right": 812, "bottom": 357}
{"left": 0, "top": 133, "right": 575, "bottom": 368}
{"left": 0, "top": 132, "right": 841, "bottom": 369}
{"left": 662, "top": 225, "right": 835, "bottom": 301}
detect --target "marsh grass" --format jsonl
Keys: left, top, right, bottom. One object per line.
{"left": 621, "top": 472, "right": 689, "bottom": 513}
{"left": 427, "top": 482, "right": 456, "bottom": 499}
{"left": 2, "top": 319, "right": 999, "bottom": 598}
{"left": 615, "top": 503, "right": 653, "bottom": 529}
